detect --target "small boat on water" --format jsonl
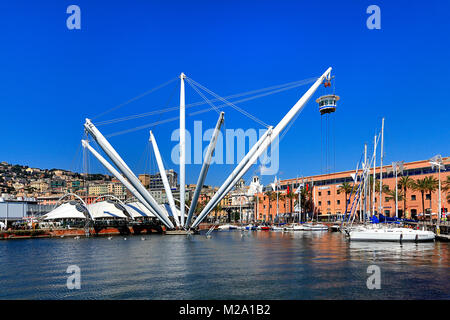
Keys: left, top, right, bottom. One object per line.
{"left": 217, "top": 224, "right": 237, "bottom": 230}
{"left": 347, "top": 225, "right": 435, "bottom": 242}
{"left": 245, "top": 224, "right": 258, "bottom": 230}
{"left": 283, "top": 223, "right": 303, "bottom": 231}
{"left": 302, "top": 223, "right": 328, "bottom": 231}
{"left": 271, "top": 226, "right": 284, "bottom": 231}
{"left": 257, "top": 225, "right": 270, "bottom": 231}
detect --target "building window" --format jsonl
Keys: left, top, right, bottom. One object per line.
{"left": 411, "top": 195, "right": 416, "bottom": 201}
{"left": 385, "top": 197, "right": 389, "bottom": 202}
{"left": 318, "top": 201, "right": 322, "bottom": 206}
{"left": 318, "top": 192, "right": 321, "bottom": 196}
{"left": 327, "top": 191, "right": 330, "bottom": 195}
{"left": 337, "top": 200, "right": 340, "bottom": 205}
{"left": 327, "top": 201, "right": 331, "bottom": 205}
{"left": 426, "top": 194, "right": 431, "bottom": 200}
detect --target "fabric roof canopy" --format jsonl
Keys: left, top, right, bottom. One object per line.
{"left": 125, "top": 201, "right": 156, "bottom": 218}
{"left": 88, "top": 201, "right": 129, "bottom": 219}
{"left": 43, "top": 202, "right": 87, "bottom": 220}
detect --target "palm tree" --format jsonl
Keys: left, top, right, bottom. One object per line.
{"left": 411, "top": 177, "right": 435, "bottom": 218}
{"left": 443, "top": 176, "right": 450, "bottom": 192}
{"left": 442, "top": 176, "right": 450, "bottom": 203}
{"left": 338, "top": 182, "right": 353, "bottom": 216}
{"left": 424, "top": 176, "right": 439, "bottom": 212}
{"left": 398, "top": 176, "right": 413, "bottom": 218}
{"left": 285, "top": 189, "right": 296, "bottom": 221}
{"left": 338, "top": 182, "right": 353, "bottom": 202}
{"left": 264, "top": 191, "right": 276, "bottom": 220}
{"left": 385, "top": 187, "right": 404, "bottom": 217}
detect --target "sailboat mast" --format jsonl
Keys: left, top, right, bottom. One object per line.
{"left": 395, "top": 163, "right": 399, "bottom": 218}
{"left": 372, "top": 134, "right": 377, "bottom": 217}
{"left": 179, "top": 73, "right": 186, "bottom": 228}
{"left": 363, "top": 143, "right": 367, "bottom": 222}
{"left": 379, "top": 117, "right": 384, "bottom": 217}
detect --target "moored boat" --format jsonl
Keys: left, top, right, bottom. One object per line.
{"left": 347, "top": 226, "right": 435, "bottom": 242}
{"left": 302, "top": 222, "right": 328, "bottom": 231}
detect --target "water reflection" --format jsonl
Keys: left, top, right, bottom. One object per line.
{"left": 0, "top": 231, "right": 448, "bottom": 299}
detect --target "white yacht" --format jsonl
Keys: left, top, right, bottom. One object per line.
{"left": 347, "top": 225, "right": 435, "bottom": 242}
{"left": 301, "top": 222, "right": 329, "bottom": 231}
{"left": 217, "top": 224, "right": 236, "bottom": 230}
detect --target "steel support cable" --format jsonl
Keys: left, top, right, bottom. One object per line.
{"left": 103, "top": 78, "right": 318, "bottom": 137}
{"left": 185, "top": 78, "right": 221, "bottom": 115}
{"left": 186, "top": 77, "right": 270, "bottom": 128}
{"left": 188, "top": 80, "right": 317, "bottom": 117}
{"left": 91, "top": 77, "right": 179, "bottom": 121}
{"left": 104, "top": 90, "right": 283, "bottom": 138}
{"left": 95, "top": 78, "right": 317, "bottom": 126}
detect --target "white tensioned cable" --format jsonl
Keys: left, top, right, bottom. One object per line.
{"left": 188, "top": 79, "right": 317, "bottom": 117}
{"left": 95, "top": 77, "right": 317, "bottom": 126}
{"left": 187, "top": 77, "right": 270, "bottom": 128}
{"left": 103, "top": 77, "right": 318, "bottom": 137}
{"left": 92, "top": 77, "right": 179, "bottom": 121}
{"left": 185, "top": 78, "right": 221, "bottom": 115}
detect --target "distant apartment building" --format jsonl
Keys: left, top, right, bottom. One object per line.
{"left": 138, "top": 174, "right": 150, "bottom": 188}
{"left": 50, "top": 179, "right": 66, "bottom": 192}
{"left": 29, "top": 180, "right": 49, "bottom": 193}
{"left": 66, "top": 180, "right": 83, "bottom": 192}
{"left": 150, "top": 189, "right": 191, "bottom": 205}
{"left": 152, "top": 169, "right": 177, "bottom": 190}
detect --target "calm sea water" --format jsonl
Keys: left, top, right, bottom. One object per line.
{"left": 0, "top": 231, "right": 449, "bottom": 300}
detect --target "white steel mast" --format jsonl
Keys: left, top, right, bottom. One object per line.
{"left": 149, "top": 130, "right": 181, "bottom": 227}
{"left": 190, "top": 128, "right": 273, "bottom": 228}
{"left": 191, "top": 67, "right": 333, "bottom": 229}
{"left": 179, "top": 72, "right": 186, "bottom": 227}
{"left": 185, "top": 112, "right": 224, "bottom": 228}
{"left": 81, "top": 139, "right": 157, "bottom": 219}
{"left": 84, "top": 119, "right": 174, "bottom": 229}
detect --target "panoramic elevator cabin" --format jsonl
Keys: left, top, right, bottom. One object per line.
{"left": 316, "top": 94, "right": 340, "bottom": 115}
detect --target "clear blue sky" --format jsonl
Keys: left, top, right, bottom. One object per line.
{"left": 0, "top": 0, "right": 449, "bottom": 186}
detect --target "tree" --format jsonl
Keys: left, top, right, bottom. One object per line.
{"left": 412, "top": 177, "right": 429, "bottom": 217}
{"left": 424, "top": 176, "right": 438, "bottom": 210}
{"left": 398, "top": 176, "right": 413, "bottom": 218}
{"left": 286, "top": 189, "right": 296, "bottom": 221}
{"left": 442, "top": 176, "right": 450, "bottom": 203}
{"left": 338, "top": 182, "right": 354, "bottom": 214}
{"left": 385, "top": 188, "right": 404, "bottom": 217}
{"left": 443, "top": 176, "right": 450, "bottom": 192}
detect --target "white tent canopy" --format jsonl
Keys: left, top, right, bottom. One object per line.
{"left": 88, "top": 200, "right": 129, "bottom": 219}
{"left": 125, "top": 201, "right": 156, "bottom": 218}
{"left": 43, "top": 202, "right": 88, "bottom": 220}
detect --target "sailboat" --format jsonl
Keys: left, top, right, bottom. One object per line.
{"left": 347, "top": 118, "right": 435, "bottom": 242}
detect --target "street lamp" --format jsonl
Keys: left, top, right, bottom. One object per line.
{"left": 391, "top": 161, "right": 404, "bottom": 219}
{"left": 429, "top": 155, "right": 444, "bottom": 234}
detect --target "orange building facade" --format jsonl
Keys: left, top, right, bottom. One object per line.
{"left": 255, "top": 157, "right": 450, "bottom": 222}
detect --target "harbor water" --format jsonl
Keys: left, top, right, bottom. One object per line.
{"left": 0, "top": 231, "right": 449, "bottom": 299}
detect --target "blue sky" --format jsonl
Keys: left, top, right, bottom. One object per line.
{"left": 0, "top": 0, "right": 449, "bottom": 186}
